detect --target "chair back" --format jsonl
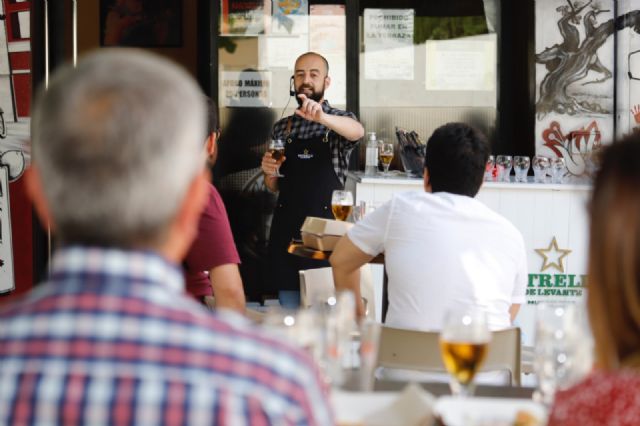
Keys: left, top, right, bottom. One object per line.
{"left": 299, "top": 266, "right": 377, "bottom": 321}
{"left": 376, "top": 326, "right": 521, "bottom": 386}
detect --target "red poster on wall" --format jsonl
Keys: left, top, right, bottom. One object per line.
{"left": 0, "top": 0, "right": 34, "bottom": 301}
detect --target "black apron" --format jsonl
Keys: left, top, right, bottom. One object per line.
{"left": 267, "top": 120, "right": 342, "bottom": 292}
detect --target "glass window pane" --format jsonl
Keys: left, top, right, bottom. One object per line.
{"left": 216, "top": 1, "right": 347, "bottom": 300}
{"left": 359, "top": 2, "right": 498, "bottom": 150}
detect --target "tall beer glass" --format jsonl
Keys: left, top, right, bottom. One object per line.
{"left": 331, "top": 190, "right": 354, "bottom": 221}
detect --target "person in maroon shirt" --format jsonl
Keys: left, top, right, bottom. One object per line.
{"left": 183, "top": 99, "right": 245, "bottom": 312}
{"left": 548, "top": 135, "right": 640, "bottom": 426}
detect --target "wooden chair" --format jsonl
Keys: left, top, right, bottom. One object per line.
{"left": 376, "top": 326, "right": 521, "bottom": 386}
{"left": 299, "top": 266, "right": 377, "bottom": 321}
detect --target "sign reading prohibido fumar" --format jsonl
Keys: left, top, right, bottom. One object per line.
{"left": 363, "top": 9, "right": 414, "bottom": 81}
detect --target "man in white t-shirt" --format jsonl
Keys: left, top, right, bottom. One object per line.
{"left": 330, "top": 122, "right": 527, "bottom": 331}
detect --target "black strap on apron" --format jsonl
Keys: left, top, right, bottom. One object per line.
{"left": 267, "top": 118, "right": 342, "bottom": 292}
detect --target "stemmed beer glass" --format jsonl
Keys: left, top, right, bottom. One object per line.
{"left": 378, "top": 142, "right": 394, "bottom": 176}
{"left": 269, "top": 139, "right": 285, "bottom": 177}
{"left": 440, "top": 309, "right": 491, "bottom": 397}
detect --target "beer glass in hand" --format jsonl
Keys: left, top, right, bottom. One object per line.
{"left": 439, "top": 309, "right": 491, "bottom": 397}
{"left": 331, "top": 190, "right": 354, "bottom": 221}
{"left": 269, "top": 139, "right": 285, "bottom": 177}
{"left": 379, "top": 142, "right": 394, "bottom": 176}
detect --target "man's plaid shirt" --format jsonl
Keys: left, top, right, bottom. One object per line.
{"left": 0, "top": 246, "right": 333, "bottom": 426}
{"left": 271, "top": 100, "right": 361, "bottom": 184}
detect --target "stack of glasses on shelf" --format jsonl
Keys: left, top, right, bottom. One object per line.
{"left": 485, "top": 155, "right": 567, "bottom": 184}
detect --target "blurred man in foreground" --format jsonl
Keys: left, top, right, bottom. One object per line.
{"left": 0, "top": 50, "right": 332, "bottom": 425}
{"left": 331, "top": 123, "right": 527, "bottom": 330}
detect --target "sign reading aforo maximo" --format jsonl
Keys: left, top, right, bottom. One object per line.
{"left": 220, "top": 71, "right": 272, "bottom": 108}
{"left": 526, "top": 236, "right": 585, "bottom": 303}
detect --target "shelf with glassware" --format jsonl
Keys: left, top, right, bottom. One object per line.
{"left": 345, "top": 170, "right": 591, "bottom": 346}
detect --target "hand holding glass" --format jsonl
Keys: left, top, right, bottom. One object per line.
{"left": 269, "top": 139, "right": 285, "bottom": 177}
{"left": 440, "top": 309, "right": 491, "bottom": 397}
{"left": 331, "top": 190, "right": 354, "bottom": 221}
{"left": 379, "top": 142, "right": 394, "bottom": 176}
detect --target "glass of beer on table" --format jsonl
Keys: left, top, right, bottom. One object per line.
{"left": 269, "top": 139, "right": 285, "bottom": 177}
{"left": 379, "top": 141, "right": 394, "bottom": 176}
{"left": 439, "top": 308, "right": 491, "bottom": 397}
{"left": 331, "top": 190, "right": 354, "bottom": 221}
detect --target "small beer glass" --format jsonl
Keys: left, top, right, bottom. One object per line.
{"left": 514, "top": 156, "right": 530, "bottom": 183}
{"left": 496, "top": 155, "right": 513, "bottom": 182}
{"left": 532, "top": 155, "right": 550, "bottom": 183}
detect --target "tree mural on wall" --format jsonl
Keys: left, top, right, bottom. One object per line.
{"left": 536, "top": 0, "right": 640, "bottom": 117}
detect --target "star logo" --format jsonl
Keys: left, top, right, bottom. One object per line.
{"left": 535, "top": 237, "right": 572, "bottom": 273}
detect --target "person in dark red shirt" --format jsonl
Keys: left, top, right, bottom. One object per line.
{"left": 183, "top": 99, "right": 245, "bottom": 311}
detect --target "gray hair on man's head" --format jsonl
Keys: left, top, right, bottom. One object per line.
{"left": 31, "top": 49, "right": 206, "bottom": 249}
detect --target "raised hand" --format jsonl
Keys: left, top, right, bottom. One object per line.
{"left": 632, "top": 105, "right": 640, "bottom": 124}
{"left": 295, "top": 94, "right": 324, "bottom": 123}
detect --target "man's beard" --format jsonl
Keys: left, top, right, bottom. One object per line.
{"left": 295, "top": 84, "right": 325, "bottom": 107}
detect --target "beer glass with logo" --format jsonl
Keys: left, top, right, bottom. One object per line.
{"left": 440, "top": 309, "right": 491, "bottom": 397}
{"left": 532, "top": 155, "right": 550, "bottom": 183}
{"left": 378, "top": 142, "right": 394, "bottom": 176}
{"left": 514, "top": 155, "right": 530, "bottom": 183}
{"left": 269, "top": 139, "right": 285, "bottom": 177}
{"left": 331, "top": 190, "right": 354, "bottom": 221}
{"left": 496, "top": 155, "right": 513, "bottom": 182}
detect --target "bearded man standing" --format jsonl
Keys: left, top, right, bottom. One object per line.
{"left": 261, "top": 52, "right": 364, "bottom": 307}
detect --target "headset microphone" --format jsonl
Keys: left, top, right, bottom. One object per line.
{"left": 289, "top": 76, "right": 295, "bottom": 97}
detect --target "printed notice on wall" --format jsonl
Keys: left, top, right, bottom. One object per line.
{"left": 220, "top": 71, "right": 272, "bottom": 108}
{"left": 425, "top": 35, "right": 497, "bottom": 92}
{"left": 364, "top": 9, "right": 414, "bottom": 80}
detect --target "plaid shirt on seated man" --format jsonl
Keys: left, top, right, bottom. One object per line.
{"left": 0, "top": 49, "right": 333, "bottom": 426}
{"left": 0, "top": 247, "right": 331, "bottom": 425}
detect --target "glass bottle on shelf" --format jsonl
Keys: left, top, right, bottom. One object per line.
{"left": 365, "top": 132, "right": 378, "bottom": 176}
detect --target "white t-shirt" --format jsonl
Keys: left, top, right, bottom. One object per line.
{"left": 348, "top": 191, "right": 527, "bottom": 331}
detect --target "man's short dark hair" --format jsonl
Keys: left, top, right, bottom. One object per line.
{"left": 424, "top": 122, "right": 489, "bottom": 197}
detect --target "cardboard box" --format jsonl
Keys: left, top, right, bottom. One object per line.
{"left": 300, "top": 217, "right": 353, "bottom": 251}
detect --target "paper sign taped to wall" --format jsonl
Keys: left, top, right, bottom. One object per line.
{"left": 220, "top": 71, "right": 272, "bottom": 108}
{"left": 364, "top": 9, "right": 414, "bottom": 80}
